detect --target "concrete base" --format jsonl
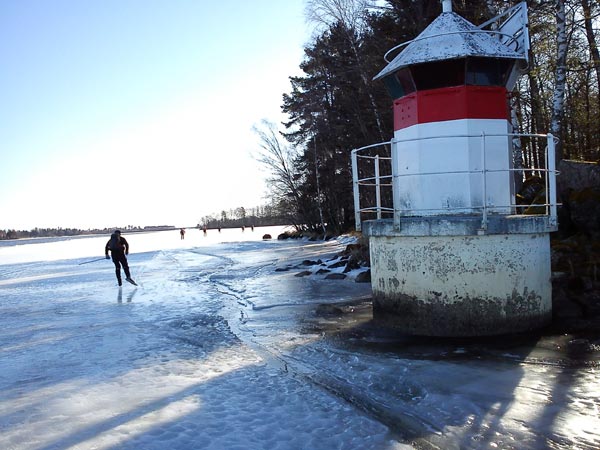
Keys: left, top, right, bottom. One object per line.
{"left": 367, "top": 220, "right": 552, "bottom": 336}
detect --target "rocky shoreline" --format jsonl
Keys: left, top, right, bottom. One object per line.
{"left": 276, "top": 233, "right": 600, "bottom": 366}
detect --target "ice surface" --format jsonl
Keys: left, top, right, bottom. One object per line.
{"left": 0, "top": 226, "right": 598, "bottom": 450}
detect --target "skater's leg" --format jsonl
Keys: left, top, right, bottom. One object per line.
{"left": 111, "top": 256, "right": 122, "bottom": 284}
{"left": 120, "top": 255, "right": 131, "bottom": 279}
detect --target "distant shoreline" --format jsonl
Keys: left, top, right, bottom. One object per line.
{"left": 0, "top": 223, "right": 295, "bottom": 242}
{"left": 0, "top": 226, "right": 179, "bottom": 241}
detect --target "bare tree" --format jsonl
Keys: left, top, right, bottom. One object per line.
{"left": 550, "top": 0, "right": 568, "bottom": 162}
{"left": 581, "top": 0, "right": 600, "bottom": 144}
{"left": 581, "top": 0, "right": 600, "bottom": 89}
{"left": 253, "top": 120, "right": 301, "bottom": 203}
{"left": 253, "top": 120, "right": 312, "bottom": 229}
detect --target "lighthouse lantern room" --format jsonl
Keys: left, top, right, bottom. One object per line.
{"left": 352, "top": 1, "right": 558, "bottom": 336}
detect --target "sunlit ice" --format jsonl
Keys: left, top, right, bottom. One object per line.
{"left": 0, "top": 349, "right": 262, "bottom": 450}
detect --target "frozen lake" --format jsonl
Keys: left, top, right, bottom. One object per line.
{"left": 0, "top": 227, "right": 598, "bottom": 449}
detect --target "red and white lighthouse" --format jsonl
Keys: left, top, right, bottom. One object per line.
{"left": 355, "top": 1, "right": 558, "bottom": 336}
{"left": 374, "top": 0, "right": 526, "bottom": 218}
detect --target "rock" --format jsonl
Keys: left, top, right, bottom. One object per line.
{"left": 567, "top": 338, "right": 592, "bottom": 354}
{"left": 325, "top": 273, "right": 346, "bottom": 280}
{"left": 557, "top": 160, "right": 600, "bottom": 193}
{"left": 568, "top": 188, "right": 600, "bottom": 238}
{"left": 557, "top": 160, "right": 600, "bottom": 237}
{"left": 302, "top": 259, "right": 319, "bottom": 266}
{"left": 340, "top": 243, "right": 362, "bottom": 256}
{"left": 277, "top": 232, "right": 300, "bottom": 240}
{"left": 552, "top": 288, "right": 583, "bottom": 319}
{"left": 566, "top": 276, "right": 586, "bottom": 292}
{"left": 316, "top": 268, "right": 331, "bottom": 275}
{"left": 275, "top": 267, "right": 290, "bottom": 272}
{"left": 262, "top": 234, "right": 272, "bottom": 240}
{"left": 295, "top": 271, "right": 312, "bottom": 277}
{"left": 343, "top": 256, "right": 361, "bottom": 273}
{"left": 339, "top": 241, "right": 371, "bottom": 266}
{"left": 327, "top": 260, "right": 346, "bottom": 269}
{"left": 573, "top": 289, "right": 600, "bottom": 317}
{"left": 315, "top": 304, "right": 344, "bottom": 316}
{"left": 355, "top": 269, "right": 371, "bottom": 283}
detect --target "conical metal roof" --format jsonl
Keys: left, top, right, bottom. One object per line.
{"left": 374, "top": 12, "right": 524, "bottom": 80}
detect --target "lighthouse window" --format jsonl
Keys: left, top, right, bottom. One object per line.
{"left": 383, "top": 68, "right": 415, "bottom": 99}
{"left": 411, "top": 59, "right": 465, "bottom": 90}
{"left": 396, "top": 69, "right": 416, "bottom": 95}
{"left": 466, "top": 57, "right": 513, "bottom": 86}
{"left": 383, "top": 75, "right": 403, "bottom": 99}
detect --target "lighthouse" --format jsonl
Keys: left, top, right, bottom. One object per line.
{"left": 352, "top": 1, "right": 558, "bottom": 336}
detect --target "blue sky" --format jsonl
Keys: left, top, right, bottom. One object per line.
{"left": 0, "top": 1, "right": 309, "bottom": 230}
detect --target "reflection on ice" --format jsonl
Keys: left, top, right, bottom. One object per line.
{"left": 117, "top": 287, "right": 138, "bottom": 304}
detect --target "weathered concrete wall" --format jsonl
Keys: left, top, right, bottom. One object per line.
{"left": 369, "top": 232, "right": 552, "bottom": 336}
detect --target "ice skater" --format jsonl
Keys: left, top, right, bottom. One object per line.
{"left": 105, "top": 230, "right": 136, "bottom": 286}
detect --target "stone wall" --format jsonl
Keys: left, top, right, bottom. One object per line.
{"left": 557, "top": 160, "right": 600, "bottom": 237}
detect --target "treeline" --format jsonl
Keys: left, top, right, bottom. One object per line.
{"left": 0, "top": 225, "right": 176, "bottom": 241}
{"left": 0, "top": 228, "right": 96, "bottom": 240}
{"left": 1, "top": 204, "right": 287, "bottom": 241}
{"left": 255, "top": 0, "right": 600, "bottom": 235}
{"left": 198, "top": 204, "right": 289, "bottom": 230}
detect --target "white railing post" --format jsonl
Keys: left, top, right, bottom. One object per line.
{"left": 375, "top": 155, "right": 382, "bottom": 219}
{"left": 351, "top": 149, "right": 361, "bottom": 231}
{"left": 547, "top": 134, "right": 558, "bottom": 226}
{"left": 481, "top": 132, "right": 488, "bottom": 230}
{"left": 391, "top": 138, "right": 400, "bottom": 228}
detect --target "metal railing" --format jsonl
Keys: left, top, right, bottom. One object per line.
{"left": 351, "top": 132, "right": 558, "bottom": 231}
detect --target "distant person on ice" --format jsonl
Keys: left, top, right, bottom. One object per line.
{"left": 105, "top": 230, "right": 136, "bottom": 286}
{"left": 180, "top": 228, "right": 185, "bottom": 240}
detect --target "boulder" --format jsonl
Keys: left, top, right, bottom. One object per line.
{"left": 315, "top": 304, "right": 345, "bottom": 316}
{"left": 295, "top": 271, "right": 312, "bottom": 277}
{"left": 355, "top": 269, "right": 371, "bottom": 283}
{"left": 302, "top": 259, "right": 320, "bottom": 266}
{"left": 327, "top": 260, "right": 347, "bottom": 269}
{"left": 340, "top": 243, "right": 362, "bottom": 256}
{"left": 558, "top": 160, "right": 600, "bottom": 193}
{"left": 325, "top": 273, "right": 347, "bottom": 280}
{"left": 343, "top": 256, "right": 361, "bottom": 273}
{"left": 557, "top": 160, "right": 600, "bottom": 237}
{"left": 568, "top": 188, "right": 600, "bottom": 238}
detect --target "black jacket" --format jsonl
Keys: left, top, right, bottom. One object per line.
{"left": 105, "top": 235, "right": 129, "bottom": 256}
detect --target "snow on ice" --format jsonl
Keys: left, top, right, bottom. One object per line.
{"left": 0, "top": 226, "right": 598, "bottom": 449}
